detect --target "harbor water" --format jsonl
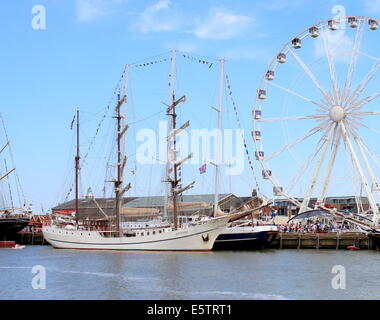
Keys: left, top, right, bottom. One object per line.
{"left": 1, "top": 246, "right": 379, "bottom": 300}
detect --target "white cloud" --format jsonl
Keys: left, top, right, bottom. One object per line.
{"left": 191, "top": 8, "right": 253, "bottom": 40}
{"left": 132, "top": 0, "right": 182, "bottom": 33}
{"left": 76, "top": 0, "right": 124, "bottom": 23}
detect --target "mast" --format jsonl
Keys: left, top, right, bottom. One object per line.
{"left": 164, "top": 50, "right": 176, "bottom": 221}
{"left": 172, "top": 100, "right": 179, "bottom": 229}
{"left": 165, "top": 50, "right": 194, "bottom": 229}
{"left": 114, "top": 66, "right": 130, "bottom": 235}
{"left": 75, "top": 108, "right": 80, "bottom": 227}
{"left": 213, "top": 58, "right": 225, "bottom": 217}
{"left": 115, "top": 94, "right": 122, "bottom": 234}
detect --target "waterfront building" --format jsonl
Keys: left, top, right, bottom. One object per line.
{"left": 274, "top": 196, "right": 371, "bottom": 216}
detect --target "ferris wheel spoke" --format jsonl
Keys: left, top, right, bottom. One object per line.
{"left": 321, "top": 30, "right": 340, "bottom": 105}
{"left": 316, "top": 124, "right": 341, "bottom": 206}
{"left": 342, "top": 21, "right": 365, "bottom": 106}
{"left": 268, "top": 82, "right": 329, "bottom": 111}
{"left": 349, "top": 117, "right": 380, "bottom": 135}
{"left": 358, "top": 51, "right": 380, "bottom": 62}
{"left": 347, "top": 90, "right": 380, "bottom": 113}
{"left": 265, "top": 121, "right": 328, "bottom": 161}
{"left": 260, "top": 114, "right": 327, "bottom": 122}
{"left": 284, "top": 141, "right": 324, "bottom": 196}
{"left": 299, "top": 124, "right": 335, "bottom": 213}
{"left": 340, "top": 121, "right": 379, "bottom": 217}
{"left": 349, "top": 111, "right": 380, "bottom": 116}
{"left": 284, "top": 122, "right": 332, "bottom": 195}
{"left": 345, "top": 60, "right": 380, "bottom": 109}
{"left": 357, "top": 134, "right": 380, "bottom": 170}
{"left": 288, "top": 46, "right": 333, "bottom": 105}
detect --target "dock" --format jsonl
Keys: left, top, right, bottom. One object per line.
{"left": 269, "top": 232, "right": 373, "bottom": 250}
{"left": 0, "top": 241, "right": 16, "bottom": 248}
{"left": 15, "top": 232, "right": 47, "bottom": 245}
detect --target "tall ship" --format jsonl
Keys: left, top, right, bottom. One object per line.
{"left": 0, "top": 115, "right": 30, "bottom": 241}
{"left": 43, "top": 51, "right": 232, "bottom": 251}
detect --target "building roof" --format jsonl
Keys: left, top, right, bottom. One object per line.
{"left": 52, "top": 197, "right": 137, "bottom": 210}
{"left": 52, "top": 193, "right": 249, "bottom": 220}
{"left": 125, "top": 194, "right": 233, "bottom": 208}
{"left": 29, "top": 214, "right": 52, "bottom": 225}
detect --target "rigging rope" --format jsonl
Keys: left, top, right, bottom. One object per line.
{"left": 62, "top": 52, "right": 221, "bottom": 203}
{"left": 0, "top": 114, "right": 26, "bottom": 208}
{"left": 179, "top": 52, "right": 214, "bottom": 68}
{"left": 225, "top": 74, "right": 262, "bottom": 197}
{"left": 63, "top": 70, "right": 126, "bottom": 202}
{"left": 3, "top": 159, "right": 14, "bottom": 210}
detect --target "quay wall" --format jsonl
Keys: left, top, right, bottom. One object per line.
{"left": 15, "top": 232, "right": 47, "bottom": 245}
{"left": 269, "top": 232, "right": 374, "bottom": 250}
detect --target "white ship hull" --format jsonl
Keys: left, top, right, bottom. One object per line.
{"left": 42, "top": 215, "right": 229, "bottom": 251}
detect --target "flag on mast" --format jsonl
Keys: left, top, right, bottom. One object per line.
{"left": 199, "top": 163, "right": 207, "bottom": 174}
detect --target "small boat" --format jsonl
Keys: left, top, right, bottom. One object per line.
{"left": 214, "top": 221, "right": 278, "bottom": 250}
{"left": 12, "top": 244, "right": 25, "bottom": 250}
{"left": 346, "top": 245, "right": 360, "bottom": 250}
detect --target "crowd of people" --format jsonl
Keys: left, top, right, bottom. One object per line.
{"left": 276, "top": 219, "right": 353, "bottom": 233}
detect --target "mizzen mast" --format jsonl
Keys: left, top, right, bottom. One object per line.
{"left": 213, "top": 58, "right": 225, "bottom": 217}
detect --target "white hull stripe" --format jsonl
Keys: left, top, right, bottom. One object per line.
{"left": 215, "top": 237, "right": 258, "bottom": 242}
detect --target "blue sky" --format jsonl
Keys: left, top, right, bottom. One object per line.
{"left": 1, "top": 0, "right": 380, "bottom": 212}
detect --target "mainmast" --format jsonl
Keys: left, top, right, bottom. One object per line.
{"left": 75, "top": 108, "right": 80, "bottom": 227}
{"left": 166, "top": 51, "right": 194, "bottom": 229}
{"left": 114, "top": 65, "right": 130, "bottom": 235}
{"left": 213, "top": 58, "right": 225, "bottom": 217}
{"left": 164, "top": 50, "right": 177, "bottom": 221}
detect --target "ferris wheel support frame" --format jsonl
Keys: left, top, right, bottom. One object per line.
{"left": 299, "top": 124, "right": 335, "bottom": 213}
{"left": 316, "top": 127, "right": 342, "bottom": 206}
{"left": 340, "top": 121, "right": 379, "bottom": 223}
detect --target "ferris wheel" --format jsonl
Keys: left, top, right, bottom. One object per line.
{"left": 252, "top": 16, "right": 380, "bottom": 221}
